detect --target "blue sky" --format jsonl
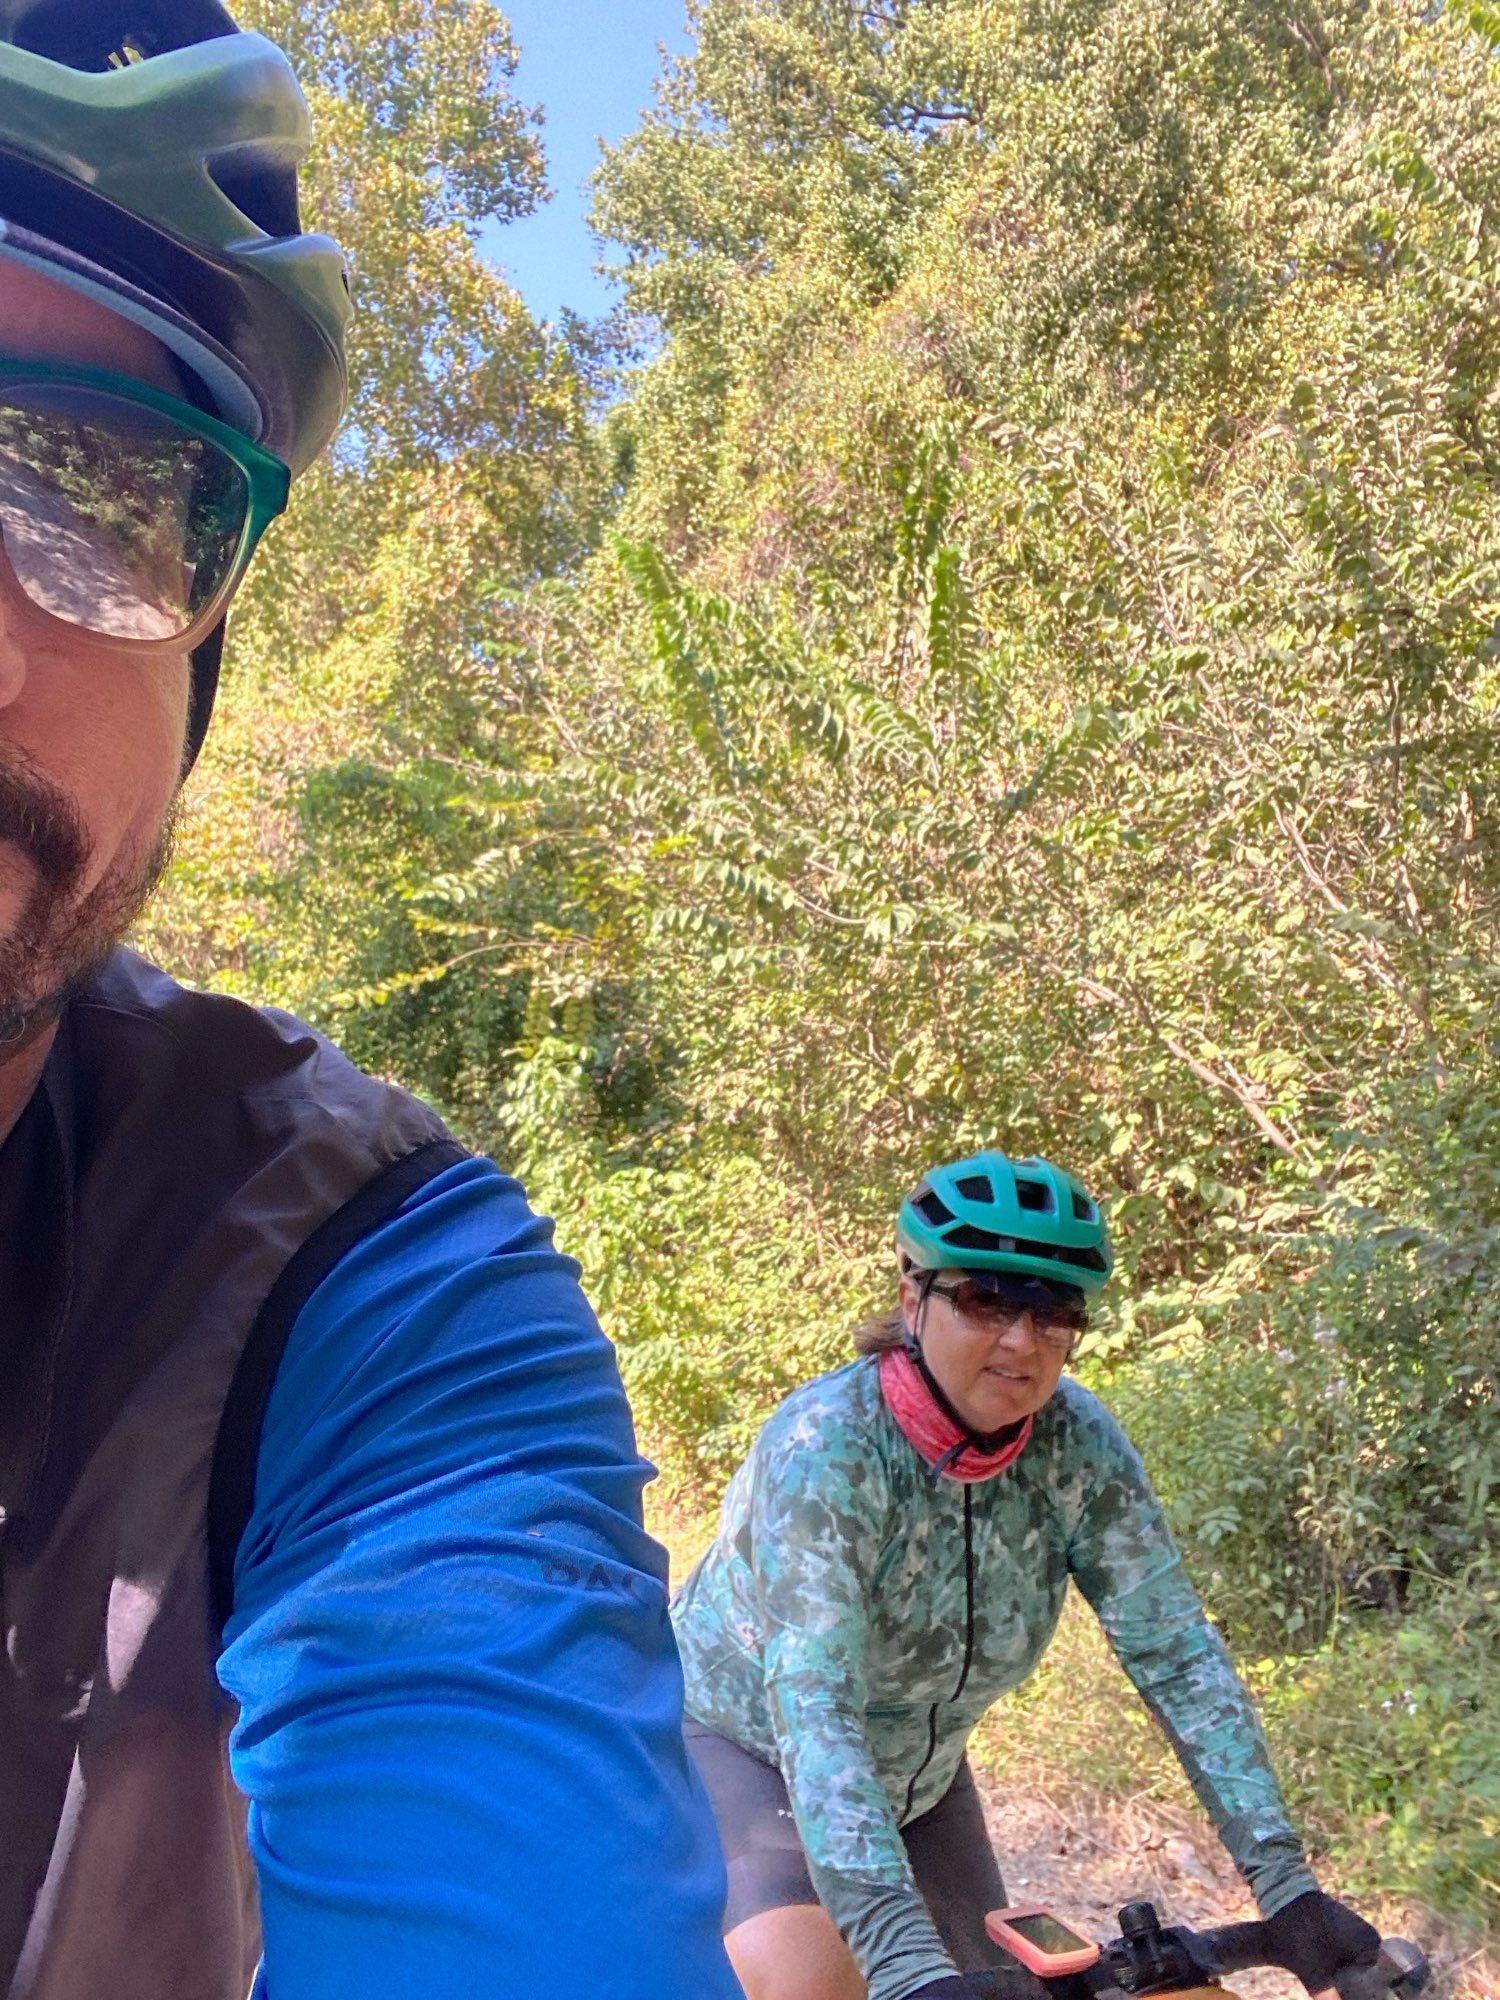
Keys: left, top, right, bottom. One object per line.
{"left": 481, "top": 0, "right": 694, "bottom": 326}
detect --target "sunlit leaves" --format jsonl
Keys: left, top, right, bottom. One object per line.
{"left": 511, "top": 0, "right": 1500, "bottom": 1534}
{"left": 142, "top": 0, "right": 1499, "bottom": 1608}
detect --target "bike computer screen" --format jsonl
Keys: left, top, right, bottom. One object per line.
{"left": 984, "top": 1906, "right": 1102, "bottom": 1976}
{"left": 1005, "top": 1914, "right": 1093, "bottom": 1954}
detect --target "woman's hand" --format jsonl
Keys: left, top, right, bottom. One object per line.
{"left": 1263, "top": 1890, "right": 1382, "bottom": 1996}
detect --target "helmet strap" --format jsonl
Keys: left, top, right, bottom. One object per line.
{"left": 182, "top": 620, "right": 223, "bottom": 777}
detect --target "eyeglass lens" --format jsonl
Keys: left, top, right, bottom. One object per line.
{"left": 949, "top": 1282, "right": 1081, "bottom": 1344}
{"left": 0, "top": 383, "right": 249, "bottom": 642}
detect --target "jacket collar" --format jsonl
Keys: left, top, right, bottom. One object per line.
{"left": 0, "top": 1018, "right": 76, "bottom": 1537}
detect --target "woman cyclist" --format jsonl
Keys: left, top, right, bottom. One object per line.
{"left": 673, "top": 1151, "right": 1381, "bottom": 2000}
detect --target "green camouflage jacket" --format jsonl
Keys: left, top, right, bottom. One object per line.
{"left": 672, "top": 1358, "right": 1316, "bottom": 2000}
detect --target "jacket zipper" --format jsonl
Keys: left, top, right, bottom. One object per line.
{"left": 953, "top": 1484, "right": 978, "bottom": 1698}
{"left": 901, "top": 1484, "right": 977, "bottom": 1819}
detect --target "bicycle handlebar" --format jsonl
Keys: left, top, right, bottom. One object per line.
{"left": 1193, "top": 1920, "right": 1428, "bottom": 2000}
{"left": 1098, "top": 1902, "right": 1429, "bottom": 2000}
{"left": 1331, "top": 1939, "right": 1428, "bottom": 2000}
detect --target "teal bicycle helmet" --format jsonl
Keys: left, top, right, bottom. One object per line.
{"left": 897, "top": 1149, "right": 1114, "bottom": 1295}
{"left": 0, "top": 0, "right": 353, "bottom": 759}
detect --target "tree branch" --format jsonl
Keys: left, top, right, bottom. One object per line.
{"left": 1068, "top": 969, "right": 1312, "bottom": 1167}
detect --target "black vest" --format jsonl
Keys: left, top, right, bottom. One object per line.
{"left": 0, "top": 951, "right": 465, "bottom": 2000}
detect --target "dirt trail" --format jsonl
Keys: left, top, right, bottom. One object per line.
{"left": 974, "top": 1781, "right": 1487, "bottom": 2000}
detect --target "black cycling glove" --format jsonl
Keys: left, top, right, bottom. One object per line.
{"left": 1264, "top": 1891, "right": 1382, "bottom": 1993}
{"left": 907, "top": 1970, "right": 1046, "bottom": 2000}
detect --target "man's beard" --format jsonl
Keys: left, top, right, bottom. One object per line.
{"left": 0, "top": 752, "right": 177, "bottom": 1052}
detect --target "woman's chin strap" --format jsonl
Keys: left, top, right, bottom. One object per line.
{"left": 902, "top": 1327, "right": 1026, "bottom": 1466}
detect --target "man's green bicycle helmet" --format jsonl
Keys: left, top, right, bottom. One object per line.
{"left": 897, "top": 1149, "right": 1114, "bottom": 1295}
{"left": 0, "top": 0, "right": 349, "bottom": 472}
{"left": 0, "top": 1, "right": 352, "bottom": 760}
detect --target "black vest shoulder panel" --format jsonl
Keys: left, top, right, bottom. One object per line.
{"left": 0, "top": 950, "right": 466, "bottom": 2000}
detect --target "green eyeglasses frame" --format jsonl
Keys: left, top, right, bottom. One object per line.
{"left": 0, "top": 354, "right": 291, "bottom": 653}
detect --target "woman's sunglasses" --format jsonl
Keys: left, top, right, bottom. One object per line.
{"left": 0, "top": 357, "right": 289, "bottom": 653}
{"left": 926, "top": 1274, "right": 1087, "bottom": 1350}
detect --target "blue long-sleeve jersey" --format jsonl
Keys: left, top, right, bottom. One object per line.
{"left": 216, "top": 1156, "right": 741, "bottom": 2000}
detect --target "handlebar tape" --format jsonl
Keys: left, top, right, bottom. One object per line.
{"left": 1195, "top": 1923, "right": 1429, "bottom": 1999}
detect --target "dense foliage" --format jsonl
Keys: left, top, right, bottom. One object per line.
{"left": 143, "top": 0, "right": 602, "bottom": 983}
{"left": 143, "top": 0, "right": 1498, "bottom": 1935}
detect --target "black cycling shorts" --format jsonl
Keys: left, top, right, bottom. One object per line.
{"left": 684, "top": 1718, "right": 1015, "bottom": 1972}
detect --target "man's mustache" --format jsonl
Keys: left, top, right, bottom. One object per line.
{"left": 0, "top": 756, "right": 90, "bottom": 889}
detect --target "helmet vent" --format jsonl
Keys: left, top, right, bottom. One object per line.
{"left": 1037, "top": 1239, "right": 1109, "bottom": 1273}
{"left": 1074, "top": 1248, "right": 1107, "bottom": 1272}
{"left": 943, "top": 1224, "right": 1010, "bottom": 1253}
{"left": 207, "top": 148, "right": 302, "bottom": 238}
{"left": 945, "top": 1226, "right": 1108, "bottom": 1273}
{"left": 5, "top": 0, "right": 240, "bottom": 69}
{"left": 954, "top": 1174, "right": 993, "bottom": 1204}
{"left": 1072, "top": 1191, "right": 1094, "bottom": 1221}
{"left": 915, "top": 1189, "right": 955, "bottom": 1227}
{"left": 1015, "top": 1178, "right": 1051, "bottom": 1212}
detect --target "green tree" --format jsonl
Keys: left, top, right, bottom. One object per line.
{"left": 513, "top": 0, "right": 1500, "bottom": 1569}
{"left": 142, "top": 0, "right": 603, "bottom": 1001}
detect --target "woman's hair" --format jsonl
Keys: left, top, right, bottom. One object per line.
{"left": 852, "top": 1305, "right": 908, "bottom": 1356}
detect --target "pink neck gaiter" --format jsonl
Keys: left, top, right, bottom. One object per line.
{"left": 878, "top": 1345, "right": 1034, "bottom": 1484}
